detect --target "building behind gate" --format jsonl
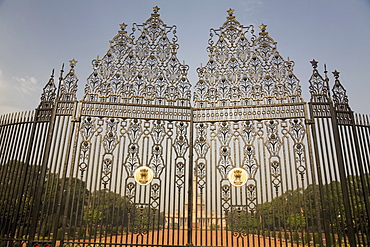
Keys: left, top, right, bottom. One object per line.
{"left": 1, "top": 7, "right": 369, "bottom": 247}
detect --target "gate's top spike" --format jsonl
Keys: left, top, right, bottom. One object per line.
{"left": 310, "top": 59, "right": 318, "bottom": 69}
{"left": 227, "top": 8, "right": 234, "bottom": 16}
{"left": 259, "top": 23, "right": 267, "bottom": 32}
{"left": 332, "top": 69, "right": 351, "bottom": 112}
{"left": 153, "top": 6, "right": 160, "bottom": 14}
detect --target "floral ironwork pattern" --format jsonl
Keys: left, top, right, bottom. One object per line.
{"left": 194, "top": 11, "right": 302, "bottom": 108}
{"left": 59, "top": 60, "right": 78, "bottom": 101}
{"left": 84, "top": 7, "right": 191, "bottom": 106}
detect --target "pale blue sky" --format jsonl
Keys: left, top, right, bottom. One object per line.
{"left": 0, "top": 0, "right": 369, "bottom": 114}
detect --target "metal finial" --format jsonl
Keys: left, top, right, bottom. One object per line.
{"left": 227, "top": 8, "right": 234, "bottom": 16}
{"left": 259, "top": 24, "right": 267, "bottom": 32}
{"left": 120, "top": 23, "right": 127, "bottom": 31}
{"left": 332, "top": 70, "right": 340, "bottom": 79}
{"left": 310, "top": 59, "right": 318, "bottom": 69}
{"left": 153, "top": 6, "right": 160, "bottom": 13}
{"left": 51, "top": 69, "right": 55, "bottom": 78}
{"left": 69, "top": 59, "right": 78, "bottom": 68}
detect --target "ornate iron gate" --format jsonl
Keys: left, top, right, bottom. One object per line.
{"left": 1, "top": 7, "right": 369, "bottom": 247}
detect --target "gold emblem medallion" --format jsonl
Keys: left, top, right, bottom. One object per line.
{"left": 134, "top": 167, "right": 154, "bottom": 185}
{"left": 228, "top": 167, "right": 248, "bottom": 187}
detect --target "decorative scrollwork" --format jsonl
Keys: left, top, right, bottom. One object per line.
{"left": 103, "top": 118, "right": 118, "bottom": 153}
{"left": 229, "top": 205, "right": 248, "bottom": 238}
{"left": 194, "top": 11, "right": 302, "bottom": 107}
{"left": 151, "top": 120, "right": 165, "bottom": 144}
{"left": 308, "top": 60, "right": 330, "bottom": 103}
{"left": 294, "top": 143, "right": 306, "bottom": 180}
{"left": 126, "top": 182, "right": 136, "bottom": 202}
{"left": 194, "top": 123, "right": 209, "bottom": 157}
{"left": 151, "top": 183, "right": 160, "bottom": 209}
{"left": 128, "top": 119, "right": 142, "bottom": 142}
{"left": 289, "top": 119, "right": 305, "bottom": 143}
{"left": 218, "top": 121, "right": 231, "bottom": 145}
{"left": 197, "top": 162, "right": 206, "bottom": 194}
{"left": 40, "top": 70, "right": 57, "bottom": 106}
{"left": 125, "top": 144, "right": 140, "bottom": 176}
{"left": 80, "top": 117, "right": 95, "bottom": 141}
{"left": 332, "top": 70, "right": 351, "bottom": 112}
{"left": 59, "top": 59, "right": 78, "bottom": 101}
{"left": 84, "top": 7, "right": 191, "bottom": 106}
{"left": 148, "top": 145, "right": 164, "bottom": 177}
{"left": 132, "top": 204, "right": 149, "bottom": 236}
{"left": 270, "top": 160, "right": 281, "bottom": 193}
{"left": 221, "top": 184, "right": 231, "bottom": 213}
{"left": 175, "top": 162, "right": 185, "bottom": 189}
{"left": 173, "top": 122, "right": 188, "bottom": 157}
{"left": 242, "top": 146, "right": 258, "bottom": 179}
{"left": 247, "top": 184, "right": 257, "bottom": 213}
{"left": 265, "top": 120, "right": 281, "bottom": 155}
{"left": 218, "top": 146, "right": 232, "bottom": 179}
{"left": 79, "top": 141, "right": 90, "bottom": 177}
{"left": 102, "top": 158, "right": 112, "bottom": 188}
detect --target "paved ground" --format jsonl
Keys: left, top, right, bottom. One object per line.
{"left": 64, "top": 230, "right": 301, "bottom": 247}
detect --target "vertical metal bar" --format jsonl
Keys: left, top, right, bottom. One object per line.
{"left": 187, "top": 108, "right": 194, "bottom": 246}
{"left": 348, "top": 113, "right": 370, "bottom": 245}
{"left": 27, "top": 109, "right": 57, "bottom": 247}
{"left": 9, "top": 109, "right": 42, "bottom": 242}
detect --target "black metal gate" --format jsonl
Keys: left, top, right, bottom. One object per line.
{"left": 1, "top": 7, "right": 369, "bottom": 247}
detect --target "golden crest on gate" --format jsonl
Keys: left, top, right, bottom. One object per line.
{"left": 134, "top": 167, "right": 154, "bottom": 185}
{"left": 228, "top": 167, "right": 248, "bottom": 187}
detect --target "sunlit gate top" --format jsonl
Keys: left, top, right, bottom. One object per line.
{"left": 191, "top": 10, "right": 319, "bottom": 247}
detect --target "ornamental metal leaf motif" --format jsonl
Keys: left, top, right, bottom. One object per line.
{"left": 242, "top": 145, "right": 258, "bottom": 179}
{"left": 194, "top": 12, "right": 302, "bottom": 107}
{"left": 295, "top": 143, "right": 306, "bottom": 180}
{"left": 102, "top": 158, "right": 112, "bottom": 188}
{"left": 175, "top": 162, "right": 185, "bottom": 189}
{"left": 174, "top": 122, "right": 188, "bottom": 157}
{"left": 289, "top": 119, "right": 305, "bottom": 143}
{"left": 103, "top": 118, "right": 118, "bottom": 153}
{"left": 218, "top": 121, "right": 231, "bottom": 145}
{"left": 128, "top": 119, "right": 142, "bottom": 143}
{"left": 59, "top": 60, "right": 78, "bottom": 101}
{"left": 332, "top": 70, "right": 351, "bottom": 112}
{"left": 265, "top": 120, "right": 282, "bottom": 155}
{"left": 125, "top": 143, "right": 140, "bottom": 176}
{"left": 149, "top": 145, "right": 164, "bottom": 177}
{"left": 84, "top": 8, "right": 191, "bottom": 106}
{"left": 308, "top": 60, "right": 330, "bottom": 103}
{"left": 150, "top": 183, "right": 160, "bottom": 209}
{"left": 151, "top": 120, "right": 165, "bottom": 144}
{"left": 194, "top": 123, "right": 209, "bottom": 157}
{"left": 40, "top": 71, "right": 57, "bottom": 104}
{"left": 218, "top": 146, "right": 232, "bottom": 179}
{"left": 80, "top": 117, "right": 96, "bottom": 141}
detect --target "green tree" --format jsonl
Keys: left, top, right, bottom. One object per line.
{"left": 0, "top": 160, "right": 41, "bottom": 237}
{"left": 286, "top": 213, "right": 306, "bottom": 230}
{"left": 40, "top": 175, "right": 89, "bottom": 229}
{"left": 226, "top": 208, "right": 260, "bottom": 234}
